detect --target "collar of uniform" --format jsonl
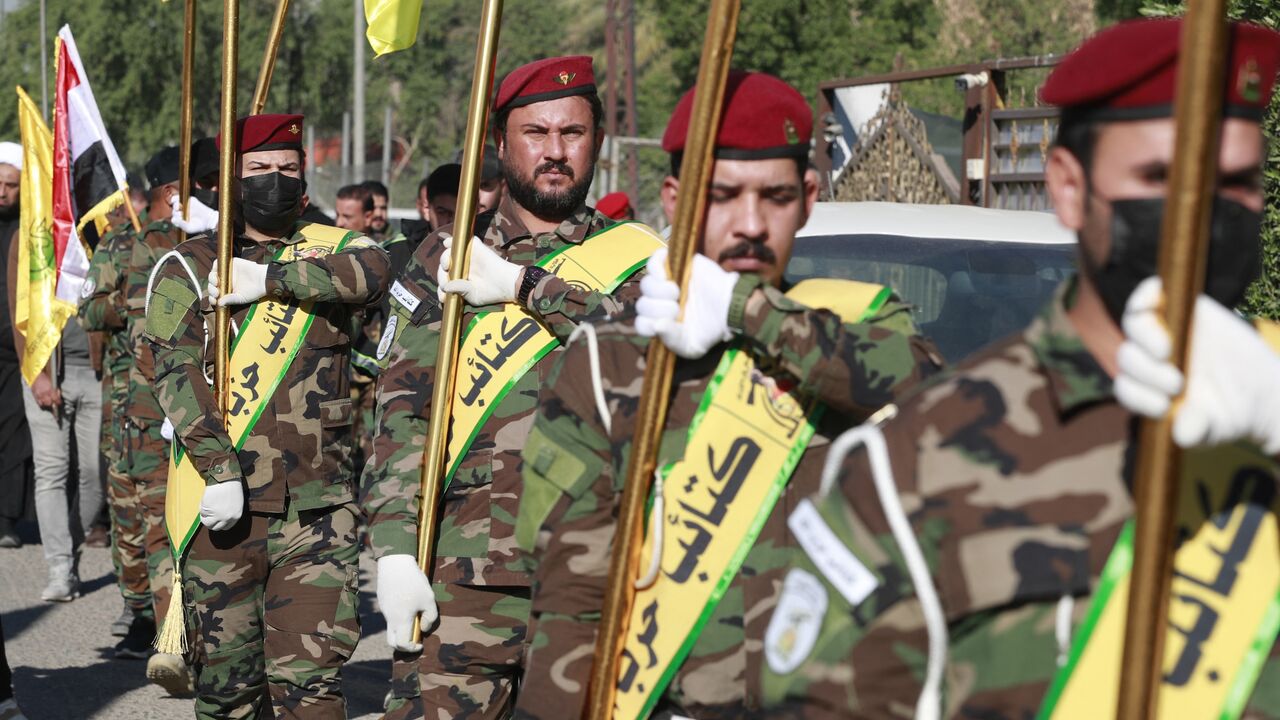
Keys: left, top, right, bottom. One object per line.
{"left": 492, "top": 193, "right": 597, "bottom": 249}
{"left": 1026, "top": 275, "right": 1114, "bottom": 416}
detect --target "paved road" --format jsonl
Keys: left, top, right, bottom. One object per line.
{"left": 0, "top": 521, "right": 394, "bottom": 719}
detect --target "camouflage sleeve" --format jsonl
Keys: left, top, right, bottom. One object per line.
{"left": 524, "top": 272, "right": 640, "bottom": 342}
{"left": 144, "top": 254, "right": 241, "bottom": 486}
{"left": 760, "top": 457, "right": 929, "bottom": 719}
{"left": 361, "top": 248, "right": 439, "bottom": 560}
{"left": 263, "top": 237, "right": 391, "bottom": 306}
{"left": 514, "top": 335, "right": 631, "bottom": 719}
{"left": 78, "top": 234, "right": 128, "bottom": 331}
{"left": 729, "top": 274, "right": 943, "bottom": 418}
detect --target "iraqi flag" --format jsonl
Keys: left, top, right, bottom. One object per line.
{"left": 52, "top": 25, "right": 128, "bottom": 303}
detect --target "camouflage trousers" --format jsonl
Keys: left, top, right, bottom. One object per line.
{"left": 185, "top": 501, "right": 361, "bottom": 720}
{"left": 103, "top": 389, "right": 150, "bottom": 614}
{"left": 384, "top": 584, "right": 532, "bottom": 720}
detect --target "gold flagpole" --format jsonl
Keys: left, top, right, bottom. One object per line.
{"left": 215, "top": 0, "right": 239, "bottom": 416}
{"left": 251, "top": 0, "right": 290, "bottom": 115}
{"left": 177, "top": 0, "right": 197, "bottom": 243}
{"left": 584, "top": 2, "right": 741, "bottom": 717}
{"left": 409, "top": 0, "right": 504, "bottom": 645}
{"left": 1117, "top": 2, "right": 1229, "bottom": 717}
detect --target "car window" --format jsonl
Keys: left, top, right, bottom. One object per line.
{"left": 787, "top": 234, "right": 1075, "bottom": 363}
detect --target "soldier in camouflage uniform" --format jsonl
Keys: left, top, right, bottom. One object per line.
{"left": 146, "top": 114, "right": 389, "bottom": 719}
{"left": 363, "top": 56, "right": 638, "bottom": 718}
{"left": 513, "top": 72, "right": 943, "bottom": 719}
{"left": 763, "top": 20, "right": 1280, "bottom": 719}
{"left": 79, "top": 219, "right": 147, "bottom": 639}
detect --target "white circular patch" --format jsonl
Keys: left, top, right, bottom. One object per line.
{"left": 377, "top": 314, "right": 398, "bottom": 361}
{"left": 765, "top": 568, "right": 829, "bottom": 675}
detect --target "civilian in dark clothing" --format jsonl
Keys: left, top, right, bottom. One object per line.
{"left": 0, "top": 142, "right": 33, "bottom": 551}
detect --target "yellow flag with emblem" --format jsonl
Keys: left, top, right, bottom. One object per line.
{"left": 14, "top": 86, "right": 76, "bottom": 386}
{"left": 364, "top": 0, "right": 423, "bottom": 57}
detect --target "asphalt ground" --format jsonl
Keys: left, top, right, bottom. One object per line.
{"left": 0, "top": 520, "right": 395, "bottom": 719}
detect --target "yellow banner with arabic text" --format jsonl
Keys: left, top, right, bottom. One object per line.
{"left": 443, "top": 222, "right": 664, "bottom": 484}
{"left": 1041, "top": 443, "right": 1280, "bottom": 720}
{"left": 613, "top": 279, "right": 890, "bottom": 720}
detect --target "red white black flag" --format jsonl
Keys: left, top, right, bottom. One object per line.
{"left": 53, "top": 24, "right": 127, "bottom": 302}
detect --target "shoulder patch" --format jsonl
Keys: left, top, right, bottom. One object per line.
{"left": 764, "top": 568, "right": 829, "bottom": 675}
{"left": 788, "top": 498, "right": 879, "bottom": 606}
{"left": 390, "top": 280, "right": 421, "bottom": 314}
{"left": 145, "top": 275, "right": 199, "bottom": 343}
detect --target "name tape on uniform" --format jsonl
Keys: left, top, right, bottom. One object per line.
{"left": 788, "top": 498, "right": 878, "bottom": 606}
{"left": 390, "top": 280, "right": 420, "bottom": 313}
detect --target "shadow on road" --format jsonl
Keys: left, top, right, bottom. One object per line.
{"left": 3, "top": 572, "right": 116, "bottom": 644}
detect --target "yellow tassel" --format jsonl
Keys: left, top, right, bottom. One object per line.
{"left": 152, "top": 570, "right": 188, "bottom": 654}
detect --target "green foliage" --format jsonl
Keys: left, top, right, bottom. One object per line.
{"left": 1138, "top": 0, "right": 1280, "bottom": 319}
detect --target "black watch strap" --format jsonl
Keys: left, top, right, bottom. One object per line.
{"left": 518, "top": 266, "right": 550, "bottom": 307}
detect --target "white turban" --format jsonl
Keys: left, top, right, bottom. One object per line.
{"left": 0, "top": 142, "right": 21, "bottom": 171}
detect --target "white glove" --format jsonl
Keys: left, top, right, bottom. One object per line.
{"left": 377, "top": 554, "right": 439, "bottom": 653}
{"left": 438, "top": 234, "right": 522, "bottom": 306}
{"left": 635, "top": 248, "right": 739, "bottom": 359}
{"left": 160, "top": 418, "right": 174, "bottom": 442}
{"left": 170, "top": 194, "right": 220, "bottom": 234}
{"left": 208, "top": 258, "right": 270, "bottom": 306}
{"left": 1115, "top": 276, "right": 1280, "bottom": 454}
{"left": 198, "top": 481, "right": 244, "bottom": 532}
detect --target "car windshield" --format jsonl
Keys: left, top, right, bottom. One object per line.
{"left": 787, "top": 234, "right": 1077, "bottom": 363}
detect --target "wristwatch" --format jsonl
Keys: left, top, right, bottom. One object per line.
{"left": 518, "top": 266, "right": 550, "bottom": 307}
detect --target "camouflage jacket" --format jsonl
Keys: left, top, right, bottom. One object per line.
{"left": 766, "top": 277, "right": 1280, "bottom": 719}
{"left": 361, "top": 195, "right": 632, "bottom": 587}
{"left": 79, "top": 224, "right": 137, "bottom": 383}
{"left": 123, "top": 221, "right": 182, "bottom": 427}
{"left": 144, "top": 223, "right": 390, "bottom": 514}
{"left": 352, "top": 230, "right": 410, "bottom": 379}
{"left": 513, "top": 288, "right": 941, "bottom": 719}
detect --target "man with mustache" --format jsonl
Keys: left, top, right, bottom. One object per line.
{"left": 363, "top": 56, "right": 656, "bottom": 718}
{"left": 762, "top": 19, "right": 1280, "bottom": 719}
{"left": 512, "top": 71, "right": 942, "bottom": 719}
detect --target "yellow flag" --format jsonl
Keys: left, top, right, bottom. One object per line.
{"left": 15, "top": 86, "right": 76, "bottom": 385}
{"left": 364, "top": 0, "right": 422, "bottom": 57}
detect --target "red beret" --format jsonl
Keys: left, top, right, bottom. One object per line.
{"left": 595, "top": 191, "right": 631, "bottom": 220}
{"left": 493, "top": 56, "right": 597, "bottom": 114}
{"left": 216, "top": 113, "right": 305, "bottom": 153}
{"left": 663, "top": 71, "right": 812, "bottom": 160}
{"left": 1042, "top": 19, "right": 1280, "bottom": 120}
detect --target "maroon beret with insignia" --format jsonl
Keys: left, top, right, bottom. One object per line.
{"left": 1042, "top": 18, "right": 1280, "bottom": 120}
{"left": 662, "top": 71, "right": 812, "bottom": 160}
{"left": 216, "top": 113, "right": 305, "bottom": 153}
{"left": 493, "top": 56, "right": 597, "bottom": 114}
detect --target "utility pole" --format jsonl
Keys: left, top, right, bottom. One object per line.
{"left": 40, "top": 0, "right": 48, "bottom": 119}
{"left": 604, "top": 0, "right": 618, "bottom": 194}
{"left": 353, "top": 0, "right": 366, "bottom": 183}
{"left": 342, "top": 110, "right": 352, "bottom": 185}
{"left": 623, "top": 0, "right": 638, "bottom": 201}
{"left": 381, "top": 104, "right": 392, "bottom": 187}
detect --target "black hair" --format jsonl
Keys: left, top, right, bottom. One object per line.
{"left": 492, "top": 92, "right": 605, "bottom": 145}
{"left": 361, "top": 180, "right": 389, "bottom": 200}
{"left": 424, "top": 164, "right": 462, "bottom": 202}
{"left": 336, "top": 183, "right": 374, "bottom": 212}
{"left": 1052, "top": 108, "right": 1102, "bottom": 182}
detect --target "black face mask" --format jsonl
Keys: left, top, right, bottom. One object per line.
{"left": 239, "top": 172, "right": 303, "bottom": 234}
{"left": 1085, "top": 196, "right": 1262, "bottom": 323}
